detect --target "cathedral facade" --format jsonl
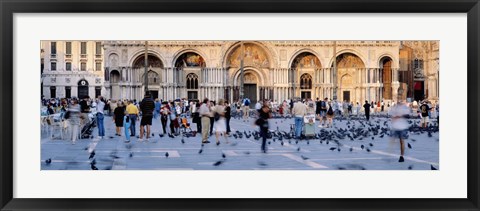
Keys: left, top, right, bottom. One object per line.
{"left": 42, "top": 40, "right": 439, "bottom": 104}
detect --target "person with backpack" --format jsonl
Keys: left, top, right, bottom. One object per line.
{"left": 326, "top": 101, "right": 334, "bottom": 128}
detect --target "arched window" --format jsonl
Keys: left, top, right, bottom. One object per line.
{"left": 300, "top": 74, "right": 312, "bottom": 89}
{"left": 146, "top": 71, "right": 159, "bottom": 84}
{"left": 186, "top": 73, "right": 199, "bottom": 89}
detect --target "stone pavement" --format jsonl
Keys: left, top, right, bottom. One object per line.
{"left": 41, "top": 115, "right": 439, "bottom": 170}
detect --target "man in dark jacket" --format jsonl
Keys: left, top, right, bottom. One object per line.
{"left": 363, "top": 101, "right": 371, "bottom": 121}
{"left": 139, "top": 93, "right": 155, "bottom": 141}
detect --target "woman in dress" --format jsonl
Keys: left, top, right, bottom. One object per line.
{"left": 213, "top": 99, "right": 228, "bottom": 145}
{"left": 326, "top": 102, "right": 334, "bottom": 128}
{"left": 68, "top": 98, "right": 81, "bottom": 145}
{"left": 113, "top": 101, "right": 125, "bottom": 136}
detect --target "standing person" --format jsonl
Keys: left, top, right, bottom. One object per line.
{"left": 139, "top": 93, "right": 155, "bottom": 141}
{"left": 315, "top": 98, "right": 322, "bottom": 120}
{"left": 235, "top": 101, "right": 242, "bottom": 119}
{"left": 96, "top": 96, "right": 106, "bottom": 139}
{"left": 381, "top": 100, "right": 385, "bottom": 112}
{"left": 363, "top": 101, "right": 371, "bottom": 121}
{"left": 169, "top": 102, "right": 177, "bottom": 135}
{"left": 154, "top": 98, "right": 161, "bottom": 119}
{"left": 160, "top": 102, "right": 170, "bottom": 135}
{"left": 371, "top": 101, "right": 375, "bottom": 116}
{"left": 356, "top": 102, "right": 361, "bottom": 117}
{"left": 126, "top": 100, "right": 139, "bottom": 137}
{"left": 255, "top": 100, "right": 262, "bottom": 113}
{"left": 192, "top": 101, "right": 202, "bottom": 133}
{"left": 209, "top": 101, "right": 216, "bottom": 136}
{"left": 419, "top": 101, "right": 431, "bottom": 128}
{"left": 123, "top": 115, "right": 131, "bottom": 143}
{"left": 348, "top": 101, "right": 353, "bottom": 115}
{"left": 326, "top": 102, "right": 334, "bottom": 128}
{"left": 389, "top": 100, "right": 410, "bottom": 162}
{"left": 113, "top": 101, "right": 124, "bottom": 136}
{"left": 343, "top": 100, "right": 349, "bottom": 118}
{"left": 256, "top": 103, "right": 272, "bottom": 153}
{"left": 242, "top": 97, "right": 251, "bottom": 122}
{"left": 68, "top": 98, "right": 81, "bottom": 145}
{"left": 213, "top": 99, "right": 228, "bottom": 145}
{"left": 79, "top": 96, "right": 90, "bottom": 125}
{"left": 319, "top": 98, "right": 328, "bottom": 127}
{"left": 198, "top": 98, "right": 211, "bottom": 143}
{"left": 292, "top": 99, "right": 307, "bottom": 139}
{"left": 225, "top": 101, "right": 232, "bottom": 135}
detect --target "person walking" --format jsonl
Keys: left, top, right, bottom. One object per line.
{"left": 169, "top": 101, "right": 177, "bottom": 135}
{"left": 326, "top": 101, "right": 334, "bottom": 128}
{"left": 242, "top": 97, "right": 251, "bottom": 122}
{"left": 126, "top": 100, "right": 139, "bottom": 137}
{"left": 292, "top": 99, "right": 307, "bottom": 139}
{"left": 363, "top": 101, "right": 371, "bottom": 121}
{"left": 419, "top": 101, "right": 432, "bottom": 128}
{"left": 389, "top": 100, "right": 410, "bottom": 162}
{"left": 139, "top": 93, "right": 155, "bottom": 141}
{"left": 113, "top": 101, "right": 125, "bottom": 136}
{"left": 256, "top": 103, "right": 272, "bottom": 153}
{"left": 192, "top": 101, "right": 202, "bottom": 133}
{"left": 209, "top": 101, "right": 216, "bottom": 136}
{"left": 123, "top": 115, "right": 131, "bottom": 143}
{"left": 160, "top": 102, "right": 170, "bottom": 135}
{"left": 198, "top": 98, "right": 211, "bottom": 143}
{"left": 154, "top": 98, "right": 161, "bottom": 119}
{"left": 213, "top": 99, "right": 228, "bottom": 145}
{"left": 95, "top": 96, "right": 106, "bottom": 139}
{"left": 67, "top": 98, "right": 81, "bottom": 145}
{"left": 225, "top": 101, "right": 232, "bottom": 135}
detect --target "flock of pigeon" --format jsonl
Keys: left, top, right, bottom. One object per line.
{"left": 44, "top": 115, "right": 439, "bottom": 170}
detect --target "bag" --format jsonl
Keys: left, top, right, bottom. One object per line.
{"left": 244, "top": 99, "right": 250, "bottom": 106}
{"left": 64, "top": 111, "right": 70, "bottom": 119}
{"left": 327, "top": 107, "right": 334, "bottom": 115}
{"left": 214, "top": 112, "right": 220, "bottom": 121}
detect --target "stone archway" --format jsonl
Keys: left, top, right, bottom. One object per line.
{"left": 335, "top": 53, "right": 365, "bottom": 103}
{"left": 340, "top": 74, "right": 354, "bottom": 102}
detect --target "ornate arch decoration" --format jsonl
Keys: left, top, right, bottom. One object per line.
{"left": 109, "top": 70, "right": 121, "bottom": 83}
{"left": 329, "top": 49, "right": 367, "bottom": 68}
{"left": 222, "top": 41, "right": 276, "bottom": 68}
{"left": 108, "top": 53, "right": 120, "bottom": 67}
{"left": 232, "top": 67, "right": 265, "bottom": 87}
{"left": 300, "top": 73, "right": 313, "bottom": 89}
{"left": 289, "top": 49, "right": 322, "bottom": 69}
{"left": 173, "top": 50, "right": 207, "bottom": 68}
{"left": 333, "top": 52, "right": 366, "bottom": 68}
{"left": 377, "top": 54, "right": 398, "bottom": 69}
{"left": 132, "top": 54, "right": 164, "bottom": 69}
{"left": 128, "top": 49, "right": 166, "bottom": 68}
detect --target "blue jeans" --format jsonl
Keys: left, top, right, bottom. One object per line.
{"left": 96, "top": 113, "right": 105, "bottom": 137}
{"left": 294, "top": 116, "right": 303, "bottom": 138}
{"left": 129, "top": 114, "right": 137, "bottom": 136}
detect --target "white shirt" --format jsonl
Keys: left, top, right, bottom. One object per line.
{"left": 96, "top": 101, "right": 105, "bottom": 114}
{"left": 389, "top": 103, "right": 410, "bottom": 130}
{"left": 255, "top": 102, "right": 262, "bottom": 110}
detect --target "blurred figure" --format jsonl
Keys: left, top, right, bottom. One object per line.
{"left": 292, "top": 99, "right": 307, "bottom": 138}
{"left": 113, "top": 101, "right": 124, "bottom": 136}
{"left": 154, "top": 98, "right": 161, "bottom": 119}
{"left": 213, "top": 99, "right": 228, "bottom": 145}
{"left": 419, "top": 101, "right": 432, "bottom": 128}
{"left": 68, "top": 98, "right": 81, "bottom": 145}
{"left": 242, "top": 97, "right": 251, "bottom": 122}
{"left": 123, "top": 115, "right": 131, "bottom": 143}
{"left": 96, "top": 96, "right": 106, "bottom": 139}
{"left": 199, "top": 98, "right": 211, "bottom": 143}
{"left": 225, "top": 101, "right": 231, "bottom": 135}
{"left": 126, "top": 100, "right": 139, "bottom": 137}
{"left": 389, "top": 100, "right": 410, "bottom": 162}
{"left": 160, "top": 102, "right": 170, "bottom": 135}
{"left": 363, "top": 101, "right": 371, "bottom": 121}
{"left": 325, "top": 101, "right": 334, "bottom": 128}
{"left": 139, "top": 93, "right": 155, "bottom": 141}
{"left": 256, "top": 103, "right": 272, "bottom": 153}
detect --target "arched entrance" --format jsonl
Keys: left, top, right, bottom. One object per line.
{"left": 186, "top": 73, "right": 199, "bottom": 100}
{"left": 77, "top": 79, "right": 89, "bottom": 99}
{"left": 300, "top": 73, "right": 313, "bottom": 99}
{"left": 335, "top": 53, "right": 365, "bottom": 103}
{"left": 110, "top": 70, "right": 120, "bottom": 99}
{"left": 234, "top": 69, "right": 263, "bottom": 107}
{"left": 380, "top": 57, "right": 393, "bottom": 99}
{"left": 132, "top": 54, "right": 163, "bottom": 100}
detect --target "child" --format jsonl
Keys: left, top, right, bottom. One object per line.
{"left": 123, "top": 115, "right": 131, "bottom": 143}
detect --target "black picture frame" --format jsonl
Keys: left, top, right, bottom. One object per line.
{"left": 1, "top": 0, "right": 479, "bottom": 210}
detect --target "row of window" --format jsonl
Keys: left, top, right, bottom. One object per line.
{"left": 50, "top": 41, "right": 102, "bottom": 55}
{"left": 49, "top": 86, "right": 101, "bottom": 99}
{"left": 50, "top": 62, "right": 101, "bottom": 71}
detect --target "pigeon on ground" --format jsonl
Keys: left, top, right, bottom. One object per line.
{"left": 90, "top": 164, "right": 98, "bottom": 170}
{"left": 165, "top": 152, "right": 169, "bottom": 158}
{"left": 329, "top": 147, "right": 336, "bottom": 151}
{"left": 281, "top": 141, "right": 284, "bottom": 146}
{"left": 213, "top": 160, "right": 224, "bottom": 166}
{"left": 407, "top": 143, "right": 412, "bottom": 149}
{"left": 408, "top": 165, "right": 413, "bottom": 170}
{"left": 349, "top": 147, "right": 353, "bottom": 152}
{"left": 159, "top": 134, "right": 164, "bottom": 138}
{"left": 366, "top": 148, "right": 371, "bottom": 152}
{"left": 45, "top": 158, "right": 52, "bottom": 164}
{"left": 297, "top": 147, "right": 301, "bottom": 151}
{"left": 360, "top": 145, "right": 364, "bottom": 149}
{"left": 369, "top": 143, "right": 374, "bottom": 147}
{"left": 222, "top": 153, "right": 226, "bottom": 158}
{"left": 301, "top": 155, "right": 309, "bottom": 160}
{"left": 243, "top": 151, "right": 251, "bottom": 155}
{"left": 181, "top": 138, "right": 185, "bottom": 144}
{"left": 198, "top": 149, "right": 203, "bottom": 154}
{"left": 129, "top": 152, "right": 133, "bottom": 158}
{"left": 257, "top": 161, "right": 268, "bottom": 166}
{"left": 431, "top": 165, "right": 438, "bottom": 170}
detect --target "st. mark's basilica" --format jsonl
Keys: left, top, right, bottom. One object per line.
{"left": 41, "top": 40, "right": 439, "bottom": 104}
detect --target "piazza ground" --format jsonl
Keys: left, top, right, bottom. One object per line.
{"left": 41, "top": 115, "right": 439, "bottom": 170}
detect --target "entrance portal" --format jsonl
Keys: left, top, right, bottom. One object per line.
{"left": 77, "top": 79, "right": 89, "bottom": 98}
{"left": 150, "top": 90, "right": 159, "bottom": 99}
{"left": 301, "top": 91, "right": 311, "bottom": 100}
{"left": 187, "top": 91, "right": 198, "bottom": 101}
{"left": 244, "top": 84, "right": 257, "bottom": 108}
{"left": 343, "top": 91, "right": 350, "bottom": 102}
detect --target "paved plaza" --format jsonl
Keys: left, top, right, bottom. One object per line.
{"left": 41, "top": 115, "right": 439, "bottom": 170}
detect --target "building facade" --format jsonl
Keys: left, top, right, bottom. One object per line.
{"left": 41, "top": 40, "right": 439, "bottom": 104}
{"left": 41, "top": 41, "right": 105, "bottom": 99}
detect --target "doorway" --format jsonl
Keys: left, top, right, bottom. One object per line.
{"left": 244, "top": 84, "right": 257, "bottom": 108}
{"left": 150, "top": 90, "right": 159, "bottom": 100}
{"left": 343, "top": 91, "right": 351, "bottom": 102}
{"left": 187, "top": 91, "right": 198, "bottom": 101}
{"left": 301, "top": 91, "right": 311, "bottom": 100}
